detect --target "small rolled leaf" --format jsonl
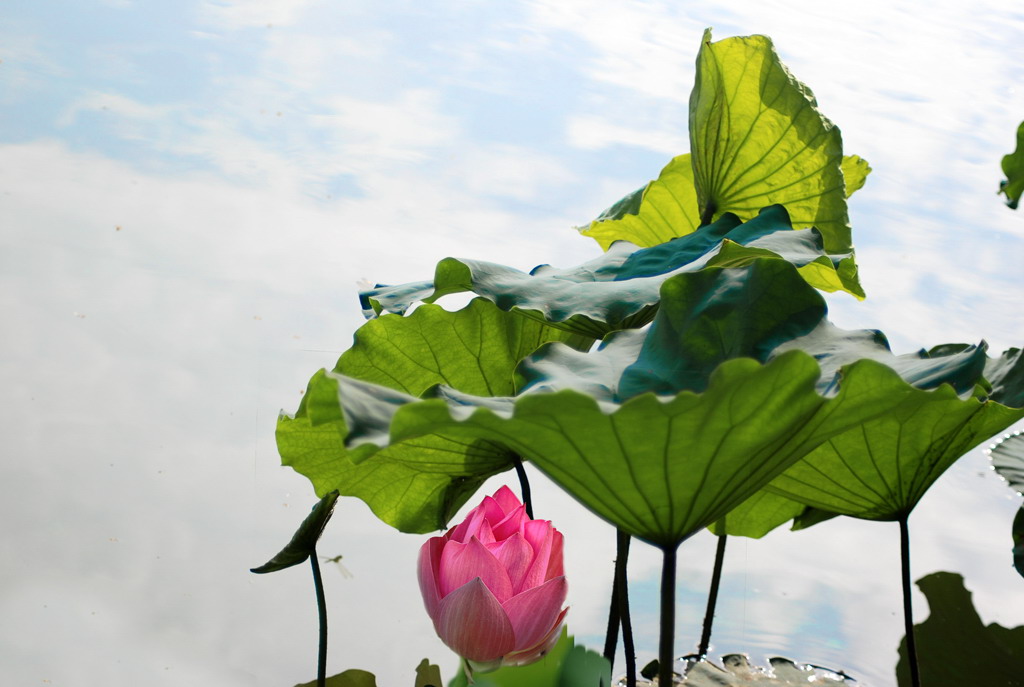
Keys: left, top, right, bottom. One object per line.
{"left": 251, "top": 491, "right": 339, "bottom": 574}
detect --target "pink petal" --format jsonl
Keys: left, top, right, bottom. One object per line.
{"left": 417, "top": 537, "right": 446, "bottom": 621}
{"left": 503, "top": 607, "right": 569, "bottom": 666}
{"left": 438, "top": 536, "right": 514, "bottom": 603}
{"left": 491, "top": 504, "right": 528, "bottom": 541}
{"left": 546, "top": 529, "right": 564, "bottom": 579}
{"left": 519, "top": 519, "right": 554, "bottom": 591}
{"left": 449, "top": 505, "right": 486, "bottom": 543}
{"left": 501, "top": 576, "right": 567, "bottom": 652}
{"left": 491, "top": 485, "right": 523, "bottom": 514}
{"left": 436, "top": 577, "right": 517, "bottom": 662}
{"left": 479, "top": 495, "right": 506, "bottom": 524}
{"left": 489, "top": 531, "right": 533, "bottom": 593}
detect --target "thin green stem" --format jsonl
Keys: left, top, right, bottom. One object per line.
{"left": 603, "top": 563, "right": 619, "bottom": 665}
{"left": 310, "top": 552, "right": 328, "bottom": 687}
{"left": 617, "top": 531, "right": 636, "bottom": 686}
{"left": 698, "top": 532, "right": 728, "bottom": 658}
{"left": 900, "top": 516, "right": 921, "bottom": 687}
{"left": 659, "top": 546, "right": 678, "bottom": 687}
{"left": 512, "top": 453, "right": 533, "bottom": 519}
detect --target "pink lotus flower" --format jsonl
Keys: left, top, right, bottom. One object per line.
{"left": 418, "top": 486, "right": 568, "bottom": 671}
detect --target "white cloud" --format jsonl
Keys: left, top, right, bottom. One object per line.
{"left": 197, "top": 0, "right": 318, "bottom": 29}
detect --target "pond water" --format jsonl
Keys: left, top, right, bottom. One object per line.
{"left": 2, "top": 2, "right": 1023, "bottom": 686}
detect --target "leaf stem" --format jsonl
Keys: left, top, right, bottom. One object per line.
{"left": 698, "top": 532, "right": 728, "bottom": 658}
{"left": 699, "top": 202, "right": 717, "bottom": 228}
{"left": 512, "top": 453, "right": 533, "bottom": 519}
{"left": 310, "top": 551, "right": 328, "bottom": 687}
{"left": 617, "top": 531, "right": 636, "bottom": 686}
{"left": 899, "top": 516, "right": 921, "bottom": 687}
{"left": 659, "top": 545, "right": 678, "bottom": 687}
{"left": 603, "top": 559, "right": 620, "bottom": 665}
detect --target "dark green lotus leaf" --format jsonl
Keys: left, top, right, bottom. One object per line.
{"left": 990, "top": 431, "right": 1024, "bottom": 495}
{"left": 999, "top": 120, "right": 1024, "bottom": 209}
{"left": 332, "top": 352, "right": 923, "bottom": 549}
{"left": 619, "top": 259, "right": 827, "bottom": 396}
{"left": 514, "top": 259, "right": 985, "bottom": 405}
{"left": 277, "top": 369, "right": 512, "bottom": 533}
{"left": 250, "top": 490, "right": 339, "bottom": 574}
{"left": 690, "top": 30, "right": 854, "bottom": 258}
{"left": 896, "top": 572, "right": 1024, "bottom": 686}
{"left": 765, "top": 369, "right": 1024, "bottom": 520}
{"left": 361, "top": 206, "right": 863, "bottom": 338}
{"left": 985, "top": 347, "right": 1024, "bottom": 408}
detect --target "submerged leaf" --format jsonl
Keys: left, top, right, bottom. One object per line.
{"left": 896, "top": 572, "right": 1024, "bottom": 686}
{"left": 1014, "top": 507, "right": 1024, "bottom": 580}
{"left": 415, "top": 658, "right": 444, "bottom": 687}
{"left": 990, "top": 431, "right": 1024, "bottom": 495}
{"left": 250, "top": 491, "right": 338, "bottom": 574}
{"left": 295, "top": 669, "right": 379, "bottom": 687}
{"left": 999, "top": 119, "right": 1024, "bottom": 209}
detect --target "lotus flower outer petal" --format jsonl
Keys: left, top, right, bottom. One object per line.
{"left": 501, "top": 575, "right": 568, "bottom": 650}
{"left": 502, "top": 607, "right": 569, "bottom": 666}
{"left": 436, "top": 577, "right": 517, "bottom": 662}
{"left": 418, "top": 537, "right": 446, "bottom": 620}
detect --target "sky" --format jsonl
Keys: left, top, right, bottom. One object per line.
{"left": 1, "top": 1, "right": 1023, "bottom": 686}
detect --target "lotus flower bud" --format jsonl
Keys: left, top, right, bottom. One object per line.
{"left": 417, "top": 486, "right": 568, "bottom": 671}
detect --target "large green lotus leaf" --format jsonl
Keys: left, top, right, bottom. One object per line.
{"left": 842, "top": 154, "right": 871, "bottom": 198}
{"left": 690, "top": 30, "right": 853, "bottom": 257}
{"left": 334, "top": 352, "right": 921, "bottom": 549}
{"left": 999, "top": 119, "right": 1024, "bottom": 209}
{"left": 579, "top": 152, "right": 867, "bottom": 264}
{"left": 361, "top": 206, "right": 862, "bottom": 338}
{"left": 706, "top": 489, "right": 805, "bottom": 539}
{"left": 337, "top": 298, "right": 590, "bottom": 397}
{"left": 514, "top": 259, "right": 985, "bottom": 404}
{"left": 276, "top": 299, "right": 591, "bottom": 532}
{"left": 579, "top": 154, "right": 701, "bottom": 250}
{"left": 277, "top": 369, "right": 512, "bottom": 533}
{"left": 765, "top": 381, "right": 1024, "bottom": 520}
